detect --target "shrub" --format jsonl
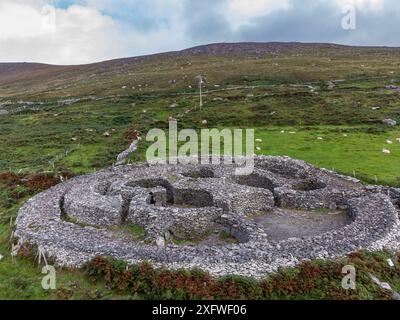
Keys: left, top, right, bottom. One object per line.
{"left": 0, "top": 172, "right": 75, "bottom": 200}
{"left": 83, "top": 251, "right": 400, "bottom": 300}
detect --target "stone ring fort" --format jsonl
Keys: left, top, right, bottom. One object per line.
{"left": 15, "top": 156, "right": 400, "bottom": 278}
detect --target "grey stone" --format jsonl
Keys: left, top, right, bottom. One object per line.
{"left": 14, "top": 156, "right": 400, "bottom": 279}
{"left": 383, "top": 119, "right": 397, "bottom": 126}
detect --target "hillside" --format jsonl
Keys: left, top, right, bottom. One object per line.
{"left": 1, "top": 42, "right": 400, "bottom": 178}
{"left": 1, "top": 42, "right": 400, "bottom": 100}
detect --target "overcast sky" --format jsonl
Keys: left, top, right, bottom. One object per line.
{"left": 0, "top": 0, "right": 399, "bottom": 65}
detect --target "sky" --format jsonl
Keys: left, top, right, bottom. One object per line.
{"left": 0, "top": 0, "right": 399, "bottom": 65}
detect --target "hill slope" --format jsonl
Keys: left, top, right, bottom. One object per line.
{"left": 1, "top": 42, "right": 400, "bottom": 99}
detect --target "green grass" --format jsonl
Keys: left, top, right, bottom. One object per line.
{"left": 0, "top": 225, "right": 120, "bottom": 300}
{"left": 171, "top": 239, "right": 197, "bottom": 246}
{"left": 61, "top": 215, "right": 102, "bottom": 229}
{"left": 219, "top": 230, "right": 239, "bottom": 244}
{"left": 254, "top": 126, "right": 400, "bottom": 185}
{"left": 121, "top": 223, "right": 146, "bottom": 241}
{"left": 314, "top": 208, "right": 331, "bottom": 215}
{"left": 171, "top": 228, "right": 214, "bottom": 246}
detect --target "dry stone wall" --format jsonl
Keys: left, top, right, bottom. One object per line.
{"left": 15, "top": 156, "right": 400, "bottom": 278}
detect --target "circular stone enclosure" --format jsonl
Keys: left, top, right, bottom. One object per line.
{"left": 15, "top": 156, "right": 400, "bottom": 278}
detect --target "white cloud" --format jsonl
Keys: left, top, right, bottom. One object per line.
{"left": 227, "top": 0, "right": 290, "bottom": 29}
{"left": 0, "top": 0, "right": 188, "bottom": 64}
{"left": 0, "top": 0, "right": 119, "bottom": 64}
{"left": 0, "top": 1, "right": 49, "bottom": 39}
{"left": 335, "top": 0, "right": 385, "bottom": 11}
{"left": 56, "top": 5, "right": 114, "bottom": 32}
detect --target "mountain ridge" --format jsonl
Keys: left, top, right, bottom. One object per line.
{"left": 1, "top": 41, "right": 399, "bottom": 71}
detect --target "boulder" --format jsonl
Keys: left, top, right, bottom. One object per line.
{"left": 383, "top": 119, "right": 397, "bottom": 126}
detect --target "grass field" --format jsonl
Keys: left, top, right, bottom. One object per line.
{"left": 255, "top": 126, "right": 400, "bottom": 185}
{"left": 1, "top": 43, "right": 400, "bottom": 299}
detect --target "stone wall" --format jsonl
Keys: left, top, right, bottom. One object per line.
{"left": 14, "top": 156, "right": 400, "bottom": 278}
